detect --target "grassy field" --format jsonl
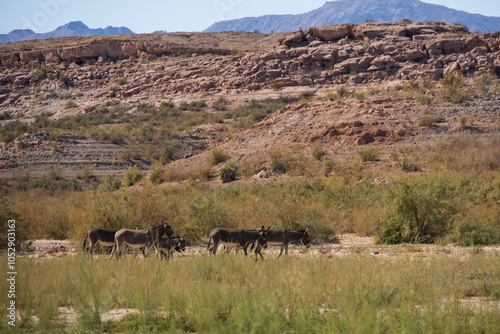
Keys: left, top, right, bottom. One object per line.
{"left": 1, "top": 251, "right": 499, "bottom": 333}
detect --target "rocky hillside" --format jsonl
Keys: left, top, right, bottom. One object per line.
{"left": 204, "top": 0, "right": 500, "bottom": 33}
{"left": 0, "top": 21, "right": 499, "bottom": 181}
{"left": 0, "top": 21, "right": 134, "bottom": 44}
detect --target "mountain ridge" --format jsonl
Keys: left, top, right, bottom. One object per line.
{"left": 204, "top": 0, "right": 500, "bottom": 33}
{"left": 0, "top": 21, "right": 134, "bottom": 44}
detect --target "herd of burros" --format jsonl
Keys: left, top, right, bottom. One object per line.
{"left": 82, "top": 220, "right": 311, "bottom": 260}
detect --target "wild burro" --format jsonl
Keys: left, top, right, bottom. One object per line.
{"left": 83, "top": 226, "right": 139, "bottom": 255}
{"left": 207, "top": 226, "right": 270, "bottom": 256}
{"left": 110, "top": 220, "right": 174, "bottom": 259}
{"left": 159, "top": 236, "right": 186, "bottom": 260}
{"left": 253, "top": 227, "right": 310, "bottom": 260}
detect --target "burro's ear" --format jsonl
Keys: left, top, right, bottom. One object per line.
{"left": 160, "top": 219, "right": 166, "bottom": 227}
{"left": 305, "top": 226, "right": 310, "bottom": 234}
{"left": 260, "top": 225, "right": 265, "bottom": 231}
{"left": 265, "top": 227, "right": 270, "bottom": 232}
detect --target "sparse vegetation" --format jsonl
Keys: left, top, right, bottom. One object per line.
{"left": 116, "top": 78, "right": 128, "bottom": 86}
{"left": 207, "top": 147, "right": 230, "bottom": 166}
{"left": 64, "top": 101, "right": 78, "bottom": 109}
{"left": 37, "top": 67, "right": 52, "bottom": 79}
{"left": 122, "top": 165, "right": 143, "bottom": 187}
{"left": 357, "top": 147, "right": 378, "bottom": 162}
{"left": 440, "top": 72, "right": 468, "bottom": 103}
{"left": 311, "top": 144, "right": 326, "bottom": 160}
{"left": 219, "top": 161, "right": 238, "bottom": 183}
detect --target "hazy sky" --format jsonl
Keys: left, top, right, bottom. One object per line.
{"left": 1, "top": 0, "right": 499, "bottom": 34}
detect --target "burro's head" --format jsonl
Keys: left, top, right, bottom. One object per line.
{"left": 257, "top": 226, "right": 270, "bottom": 249}
{"left": 178, "top": 235, "right": 186, "bottom": 252}
{"left": 160, "top": 219, "right": 175, "bottom": 238}
{"left": 302, "top": 226, "right": 311, "bottom": 248}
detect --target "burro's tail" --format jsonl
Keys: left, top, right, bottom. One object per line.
{"left": 207, "top": 235, "right": 212, "bottom": 252}
{"left": 83, "top": 232, "right": 89, "bottom": 252}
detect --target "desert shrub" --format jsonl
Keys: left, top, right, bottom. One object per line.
{"left": 376, "top": 182, "right": 453, "bottom": 244}
{"left": 99, "top": 174, "right": 121, "bottom": 192}
{"left": 336, "top": 86, "right": 350, "bottom": 98}
{"left": 37, "top": 67, "right": 52, "bottom": 79}
{"left": 187, "top": 196, "right": 233, "bottom": 236}
{"left": 149, "top": 162, "right": 165, "bottom": 185}
{"left": 238, "top": 157, "right": 267, "bottom": 178}
{"left": 122, "top": 165, "right": 143, "bottom": 187}
{"left": 269, "top": 150, "right": 288, "bottom": 173}
{"left": 219, "top": 161, "right": 238, "bottom": 183}
{"left": 59, "top": 74, "right": 72, "bottom": 86}
{"left": 418, "top": 114, "right": 435, "bottom": 127}
{"left": 418, "top": 108, "right": 435, "bottom": 127}
{"left": 116, "top": 78, "right": 128, "bottom": 86}
{"left": 58, "top": 92, "right": 72, "bottom": 100}
{"left": 64, "top": 101, "right": 78, "bottom": 109}
{"left": 440, "top": 72, "right": 468, "bottom": 103}
{"left": 397, "top": 157, "right": 419, "bottom": 172}
{"left": 357, "top": 147, "right": 378, "bottom": 162}
{"left": 445, "top": 219, "right": 500, "bottom": 246}
{"left": 188, "top": 164, "right": 213, "bottom": 181}
{"left": 268, "top": 150, "right": 308, "bottom": 175}
{"left": 474, "top": 73, "right": 494, "bottom": 94}
{"left": 416, "top": 93, "right": 432, "bottom": 105}
{"left": 207, "top": 147, "right": 230, "bottom": 166}
{"left": 300, "top": 91, "right": 315, "bottom": 100}
{"left": 215, "top": 96, "right": 227, "bottom": 111}
{"left": 0, "top": 199, "right": 22, "bottom": 249}
{"left": 309, "top": 71, "right": 321, "bottom": 80}
{"left": 354, "top": 91, "right": 366, "bottom": 100}
{"left": 271, "top": 81, "right": 282, "bottom": 91}
{"left": 311, "top": 144, "right": 326, "bottom": 160}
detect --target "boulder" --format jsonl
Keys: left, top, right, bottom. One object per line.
{"left": 278, "top": 28, "right": 306, "bottom": 47}
{"left": 305, "top": 24, "right": 352, "bottom": 41}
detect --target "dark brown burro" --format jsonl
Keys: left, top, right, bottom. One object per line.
{"left": 159, "top": 236, "right": 186, "bottom": 260}
{"left": 110, "top": 220, "right": 174, "bottom": 259}
{"left": 207, "top": 226, "right": 270, "bottom": 256}
{"left": 83, "top": 228, "right": 119, "bottom": 255}
{"left": 254, "top": 227, "right": 310, "bottom": 260}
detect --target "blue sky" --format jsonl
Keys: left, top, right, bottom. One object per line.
{"left": 1, "top": 0, "right": 499, "bottom": 34}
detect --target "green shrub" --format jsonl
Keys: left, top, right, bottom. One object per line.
{"left": 116, "top": 78, "right": 128, "bottom": 86}
{"left": 219, "top": 162, "right": 238, "bottom": 183}
{"left": 311, "top": 144, "right": 326, "bottom": 160}
{"left": 440, "top": 72, "right": 468, "bottom": 103}
{"left": 376, "top": 182, "right": 453, "bottom": 244}
{"left": 58, "top": 92, "right": 72, "bottom": 100}
{"left": 37, "top": 67, "right": 52, "bottom": 79}
{"left": 336, "top": 87, "right": 350, "bottom": 98}
{"left": 149, "top": 162, "right": 165, "bottom": 185}
{"left": 357, "top": 147, "right": 378, "bottom": 162}
{"left": 309, "top": 71, "right": 321, "bottom": 80}
{"left": 122, "top": 165, "right": 143, "bottom": 187}
{"left": 207, "top": 147, "right": 230, "bottom": 166}
{"left": 64, "top": 101, "right": 78, "bottom": 109}
{"left": 99, "top": 174, "right": 121, "bottom": 192}
{"left": 416, "top": 93, "right": 432, "bottom": 105}
{"left": 445, "top": 220, "right": 500, "bottom": 246}
{"left": 59, "top": 75, "right": 72, "bottom": 86}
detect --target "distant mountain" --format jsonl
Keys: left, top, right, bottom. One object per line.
{"left": 204, "top": 0, "right": 500, "bottom": 33}
{"left": 0, "top": 21, "right": 134, "bottom": 44}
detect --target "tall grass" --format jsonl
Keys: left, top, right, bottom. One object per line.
{"left": 1, "top": 252, "right": 498, "bottom": 333}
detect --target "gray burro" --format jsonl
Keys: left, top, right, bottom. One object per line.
{"left": 207, "top": 226, "right": 270, "bottom": 256}
{"left": 253, "top": 227, "right": 311, "bottom": 260}
{"left": 159, "top": 236, "right": 186, "bottom": 260}
{"left": 110, "top": 220, "right": 174, "bottom": 259}
{"left": 83, "top": 225, "right": 139, "bottom": 255}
